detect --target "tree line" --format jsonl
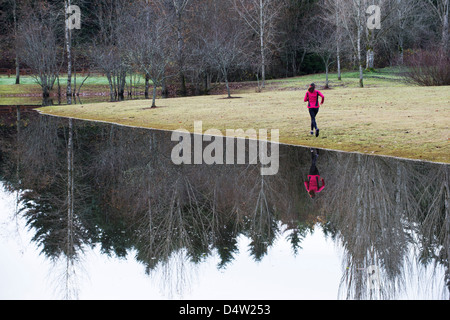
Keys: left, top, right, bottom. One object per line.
{"left": 0, "top": 0, "right": 448, "bottom": 102}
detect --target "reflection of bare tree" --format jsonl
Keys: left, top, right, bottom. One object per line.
{"left": 387, "top": 159, "right": 449, "bottom": 298}
{"left": 412, "top": 163, "right": 450, "bottom": 295}
{"left": 321, "top": 153, "right": 412, "bottom": 299}
{"left": 14, "top": 115, "right": 96, "bottom": 299}
{"left": 60, "top": 118, "right": 79, "bottom": 300}
{"left": 319, "top": 150, "right": 450, "bottom": 300}
{"left": 246, "top": 173, "right": 279, "bottom": 261}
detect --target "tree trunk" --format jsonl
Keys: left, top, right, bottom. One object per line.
{"left": 359, "top": 64, "right": 364, "bottom": 88}
{"left": 366, "top": 28, "right": 375, "bottom": 70}
{"left": 107, "top": 73, "right": 114, "bottom": 101}
{"left": 15, "top": 55, "right": 20, "bottom": 85}
{"left": 65, "top": 1, "right": 73, "bottom": 101}
{"left": 291, "top": 51, "right": 296, "bottom": 77}
{"left": 398, "top": 37, "right": 404, "bottom": 65}
{"left": 12, "top": 0, "right": 20, "bottom": 84}
{"left": 256, "top": 72, "right": 262, "bottom": 92}
{"left": 259, "top": 0, "right": 266, "bottom": 88}
{"left": 204, "top": 72, "right": 211, "bottom": 94}
{"left": 397, "top": 0, "right": 405, "bottom": 65}
{"left": 66, "top": 117, "right": 74, "bottom": 269}
{"left": 443, "top": 3, "right": 449, "bottom": 51}
{"left": 43, "top": 85, "right": 50, "bottom": 98}
{"left": 145, "top": 73, "right": 150, "bottom": 99}
{"left": 57, "top": 76, "right": 61, "bottom": 104}
{"left": 337, "top": 51, "right": 341, "bottom": 80}
{"left": 336, "top": 0, "right": 341, "bottom": 81}
{"left": 224, "top": 71, "right": 231, "bottom": 98}
{"left": 357, "top": 1, "right": 364, "bottom": 88}
{"left": 366, "top": 48, "right": 374, "bottom": 70}
{"left": 176, "top": 10, "right": 187, "bottom": 96}
{"left": 152, "top": 83, "right": 157, "bottom": 108}
{"left": 118, "top": 71, "right": 126, "bottom": 100}
{"left": 162, "top": 78, "right": 168, "bottom": 98}
{"left": 179, "top": 73, "right": 187, "bottom": 96}
{"left": 73, "top": 53, "right": 77, "bottom": 96}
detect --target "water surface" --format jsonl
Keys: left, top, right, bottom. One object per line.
{"left": 0, "top": 109, "right": 448, "bottom": 300}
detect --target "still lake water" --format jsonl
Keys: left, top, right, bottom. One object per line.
{"left": 0, "top": 108, "right": 448, "bottom": 300}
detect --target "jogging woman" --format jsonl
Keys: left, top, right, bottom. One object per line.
{"left": 304, "top": 83, "right": 325, "bottom": 137}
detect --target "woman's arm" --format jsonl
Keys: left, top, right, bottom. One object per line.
{"left": 317, "top": 179, "right": 325, "bottom": 192}
{"left": 318, "top": 91, "right": 325, "bottom": 104}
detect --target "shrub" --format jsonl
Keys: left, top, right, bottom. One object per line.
{"left": 404, "top": 48, "right": 450, "bottom": 86}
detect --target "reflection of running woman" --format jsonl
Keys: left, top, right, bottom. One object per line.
{"left": 304, "top": 149, "right": 325, "bottom": 199}
{"left": 304, "top": 83, "right": 325, "bottom": 137}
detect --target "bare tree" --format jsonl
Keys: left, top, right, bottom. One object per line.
{"left": 64, "top": 0, "right": 73, "bottom": 102}
{"left": 90, "top": 0, "right": 129, "bottom": 101}
{"left": 321, "top": 153, "right": 412, "bottom": 299}
{"left": 125, "top": 3, "right": 176, "bottom": 108}
{"left": 200, "top": 3, "right": 249, "bottom": 98}
{"left": 340, "top": 0, "right": 365, "bottom": 87}
{"left": 173, "top": 0, "right": 190, "bottom": 96}
{"left": 152, "top": 0, "right": 191, "bottom": 96}
{"left": 9, "top": 0, "right": 20, "bottom": 84}
{"left": 362, "top": 0, "right": 412, "bottom": 70}
{"left": 391, "top": 0, "right": 427, "bottom": 65}
{"left": 276, "top": 0, "right": 313, "bottom": 78}
{"left": 233, "top": 0, "right": 282, "bottom": 89}
{"left": 63, "top": 0, "right": 86, "bottom": 102}
{"left": 17, "top": 4, "right": 61, "bottom": 100}
{"left": 306, "top": 19, "right": 336, "bottom": 89}
{"left": 321, "top": 0, "right": 346, "bottom": 80}
{"left": 425, "top": 0, "right": 449, "bottom": 50}
{"left": 334, "top": 0, "right": 342, "bottom": 80}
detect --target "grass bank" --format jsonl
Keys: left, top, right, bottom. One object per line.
{"left": 38, "top": 69, "right": 450, "bottom": 163}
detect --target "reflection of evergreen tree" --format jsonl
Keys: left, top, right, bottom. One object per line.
{"left": 286, "top": 223, "right": 313, "bottom": 256}
{"left": 214, "top": 222, "right": 240, "bottom": 270}
{"left": 94, "top": 209, "right": 132, "bottom": 258}
{"left": 246, "top": 215, "right": 278, "bottom": 262}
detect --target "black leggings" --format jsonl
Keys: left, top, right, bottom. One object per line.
{"left": 309, "top": 151, "right": 319, "bottom": 175}
{"left": 309, "top": 108, "right": 319, "bottom": 131}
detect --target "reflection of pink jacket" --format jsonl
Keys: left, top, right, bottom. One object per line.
{"left": 304, "top": 175, "right": 325, "bottom": 193}
{"left": 304, "top": 90, "right": 325, "bottom": 108}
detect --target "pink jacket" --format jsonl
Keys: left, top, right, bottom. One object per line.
{"left": 304, "top": 90, "right": 325, "bottom": 108}
{"left": 304, "top": 175, "right": 325, "bottom": 193}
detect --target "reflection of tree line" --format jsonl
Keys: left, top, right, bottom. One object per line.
{"left": 315, "top": 152, "right": 449, "bottom": 299}
{"left": 0, "top": 111, "right": 448, "bottom": 299}
{"left": 1, "top": 114, "right": 307, "bottom": 266}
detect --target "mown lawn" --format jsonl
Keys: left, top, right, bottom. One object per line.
{"left": 38, "top": 68, "right": 450, "bottom": 164}
{"left": 0, "top": 73, "right": 150, "bottom": 105}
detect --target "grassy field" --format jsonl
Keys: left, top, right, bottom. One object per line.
{"left": 18, "top": 68, "right": 450, "bottom": 163}
{"left": 0, "top": 73, "right": 149, "bottom": 105}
